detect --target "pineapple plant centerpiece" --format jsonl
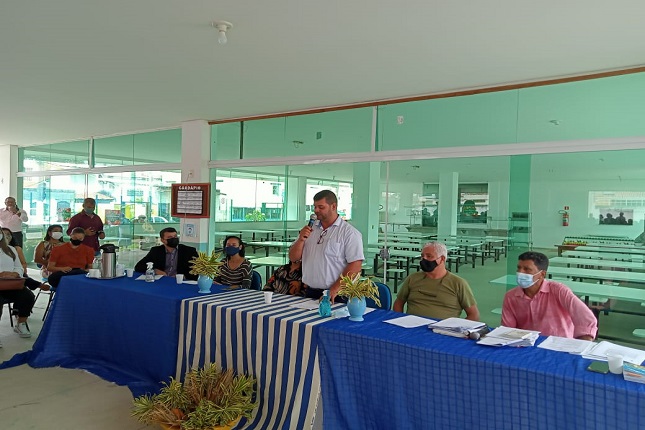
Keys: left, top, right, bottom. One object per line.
{"left": 337, "top": 273, "right": 381, "bottom": 322}
{"left": 131, "top": 362, "right": 257, "bottom": 430}
{"left": 189, "top": 250, "right": 223, "bottom": 294}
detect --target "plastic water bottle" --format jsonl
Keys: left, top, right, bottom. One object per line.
{"left": 319, "top": 290, "right": 332, "bottom": 317}
{"left": 145, "top": 262, "right": 155, "bottom": 283}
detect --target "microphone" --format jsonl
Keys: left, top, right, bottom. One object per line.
{"left": 307, "top": 213, "right": 317, "bottom": 227}
{"left": 467, "top": 326, "right": 490, "bottom": 340}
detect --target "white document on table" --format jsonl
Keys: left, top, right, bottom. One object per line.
{"left": 289, "top": 300, "right": 320, "bottom": 310}
{"left": 135, "top": 274, "right": 164, "bottom": 281}
{"left": 537, "top": 336, "right": 595, "bottom": 355}
{"left": 384, "top": 315, "right": 437, "bottom": 328}
{"left": 428, "top": 317, "right": 485, "bottom": 332}
{"left": 581, "top": 341, "right": 645, "bottom": 365}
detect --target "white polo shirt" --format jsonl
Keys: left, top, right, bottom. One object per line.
{"left": 299, "top": 216, "right": 364, "bottom": 290}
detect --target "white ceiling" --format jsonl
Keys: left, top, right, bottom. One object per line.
{"left": 2, "top": 0, "right": 645, "bottom": 147}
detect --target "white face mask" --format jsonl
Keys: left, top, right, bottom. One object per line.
{"left": 516, "top": 271, "right": 540, "bottom": 289}
{"left": 51, "top": 231, "right": 63, "bottom": 240}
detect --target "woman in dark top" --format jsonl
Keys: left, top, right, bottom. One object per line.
{"left": 263, "top": 260, "right": 306, "bottom": 296}
{"left": 213, "top": 236, "right": 252, "bottom": 289}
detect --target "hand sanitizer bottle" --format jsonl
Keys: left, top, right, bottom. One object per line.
{"left": 145, "top": 262, "right": 155, "bottom": 283}
{"left": 319, "top": 290, "right": 332, "bottom": 317}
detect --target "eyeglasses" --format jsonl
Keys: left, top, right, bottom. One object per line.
{"left": 317, "top": 229, "right": 328, "bottom": 245}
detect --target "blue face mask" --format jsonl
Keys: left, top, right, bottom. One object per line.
{"left": 84, "top": 208, "right": 95, "bottom": 215}
{"left": 516, "top": 272, "right": 540, "bottom": 289}
{"left": 225, "top": 246, "right": 240, "bottom": 256}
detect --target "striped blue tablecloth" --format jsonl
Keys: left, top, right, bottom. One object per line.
{"left": 176, "top": 289, "right": 335, "bottom": 430}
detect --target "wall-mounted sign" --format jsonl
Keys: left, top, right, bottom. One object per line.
{"left": 171, "top": 183, "right": 210, "bottom": 218}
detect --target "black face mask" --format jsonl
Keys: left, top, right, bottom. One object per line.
{"left": 420, "top": 258, "right": 439, "bottom": 273}
{"left": 166, "top": 237, "right": 179, "bottom": 248}
{"left": 70, "top": 239, "right": 83, "bottom": 246}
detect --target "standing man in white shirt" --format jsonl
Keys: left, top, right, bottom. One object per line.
{"left": 0, "top": 196, "right": 29, "bottom": 247}
{"left": 289, "top": 190, "right": 364, "bottom": 303}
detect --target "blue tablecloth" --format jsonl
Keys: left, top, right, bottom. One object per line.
{"left": 1, "top": 274, "right": 206, "bottom": 396}
{"left": 177, "top": 290, "right": 338, "bottom": 430}
{"left": 317, "top": 310, "right": 645, "bottom": 430}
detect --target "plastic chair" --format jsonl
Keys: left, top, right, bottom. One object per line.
{"left": 366, "top": 282, "right": 392, "bottom": 310}
{"left": 250, "top": 270, "right": 262, "bottom": 291}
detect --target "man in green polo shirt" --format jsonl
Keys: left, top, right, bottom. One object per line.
{"left": 393, "top": 241, "right": 480, "bottom": 321}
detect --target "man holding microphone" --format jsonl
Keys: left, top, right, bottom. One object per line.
{"left": 289, "top": 190, "right": 364, "bottom": 303}
{"left": 0, "top": 196, "right": 29, "bottom": 247}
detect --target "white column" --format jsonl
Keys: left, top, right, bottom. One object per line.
{"left": 352, "top": 162, "right": 380, "bottom": 248}
{"left": 181, "top": 120, "right": 211, "bottom": 251}
{"left": 438, "top": 172, "right": 458, "bottom": 237}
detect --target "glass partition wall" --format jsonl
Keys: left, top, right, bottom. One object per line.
{"left": 18, "top": 130, "right": 182, "bottom": 269}
{"left": 210, "top": 71, "right": 645, "bottom": 345}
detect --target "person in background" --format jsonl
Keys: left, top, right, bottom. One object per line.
{"left": 289, "top": 190, "right": 364, "bottom": 303}
{"left": 67, "top": 197, "right": 105, "bottom": 253}
{"left": 47, "top": 227, "right": 95, "bottom": 288}
{"left": 2, "top": 227, "right": 49, "bottom": 292}
{"left": 0, "top": 229, "right": 35, "bottom": 339}
{"left": 0, "top": 196, "right": 28, "bottom": 247}
{"left": 34, "top": 224, "right": 66, "bottom": 279}
{"left": 263, "top": 259, "right": 306, "bottom": 296}
{"left": 393, "top": 241, "right": 480, "bottom": 321}
{"left": 213, "top": 236, "right": 252, "bottom": 289}
{"left": 134, "top": 227, "right": 198, "bottom": 280}
{"left": 501, "top": 251, "right": 597, "bottom": 340}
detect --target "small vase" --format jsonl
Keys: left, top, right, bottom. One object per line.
{"left": 347, "top": 297, "right": 367, "bottom": 322}
{"left": 158, "top": 416, "right": 241, "bottom": 430}
{"left": 197, "top": 275, "right": 213, "bottom": 294}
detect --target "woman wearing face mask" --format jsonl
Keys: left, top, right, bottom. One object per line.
{"left": 34, "top": 224, "right": 66, "bottom": 279}
{"left": 213, "top": 236, "right": 252, "bottom": 289}
{"left": 0, "top": 228, "right": 36, "bottom": 340}
{"left": 2, "top": 228, "right": 49, "bottom": 291}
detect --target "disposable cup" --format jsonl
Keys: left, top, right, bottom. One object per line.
{"left": 608, "top": 354, "right": 624, "bottom": 374}
{"left": 88, "top": 269, "right": 101, "bottom": 278}
{"left": 125, "top": 268, "right": 134, "bottom": 278}
{"left": 264, "top": 291, "right": 273, "bottom": 304}
{"left": 176, "top": 274, "right": 185, "bottom": 284}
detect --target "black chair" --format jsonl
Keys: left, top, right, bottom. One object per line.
{"left": 0, "top": 297, "right": 16, "bottom": 327}
{"left": 251, "top": 270, "right": 262, "bottom": 291}
{"left": 35, "top": 287, "right": 56, "bottom": 321}
{"left": 366, "top": 282, "right": 392, "bottom": 310}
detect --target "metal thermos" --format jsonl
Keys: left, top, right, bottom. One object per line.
{"left": 99, "top": 244, "right": 119, "bottom": 278}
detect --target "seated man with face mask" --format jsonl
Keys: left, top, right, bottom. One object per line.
{"left": 393, "top": 241, "right": 480, "bottom": 321}
{"left": 135, "top": 227, "right": 199, "bottom": 280}
{"left": 47, "top": 227, "right": 96, "bottom": 288}
{"left": 502, "top": 251, "right": 597, "bottom": 340}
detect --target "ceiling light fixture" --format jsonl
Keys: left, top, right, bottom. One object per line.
{"left": 212, "top": 20, "right": 233, "bottom": 45}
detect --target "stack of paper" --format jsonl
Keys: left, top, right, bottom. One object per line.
{"left": 581, "top": 341, "right": 645, "bottom": 365}
{"left": 537, "top": 336, "right": 595, "bottom": 354}
{"left": 623, "top": 363, "right": 645, "bottom": 384}
{"left": 476, "top": 326, "right": 540, "bottom": 347}
{"left": 428, "top": 317, "right": 486, "bottom": 338}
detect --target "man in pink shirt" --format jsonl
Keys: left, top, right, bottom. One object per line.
{"left": 502, "top": 251, "right": 597, "bottom": 340}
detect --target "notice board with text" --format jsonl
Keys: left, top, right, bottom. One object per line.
{"left": 171, "top": 183, "right": 210, "bottom": 218}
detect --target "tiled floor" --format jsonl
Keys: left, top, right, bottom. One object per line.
{"left": 0, "top": 272, "right": 146, "bottom": 430}
{"left": 1, "top": 252, "right": 643, "bottom": 429}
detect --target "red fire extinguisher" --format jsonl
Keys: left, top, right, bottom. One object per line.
{"left": 559, "top": 206, "right": 570, "bottom": 226}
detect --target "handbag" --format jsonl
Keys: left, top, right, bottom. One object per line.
{"left": 0, "top": 277, "right": 26, "bottom": 291}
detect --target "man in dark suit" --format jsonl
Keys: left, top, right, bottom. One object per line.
{"left": 135, "top": 227, "right": 199, "bottom": 280}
